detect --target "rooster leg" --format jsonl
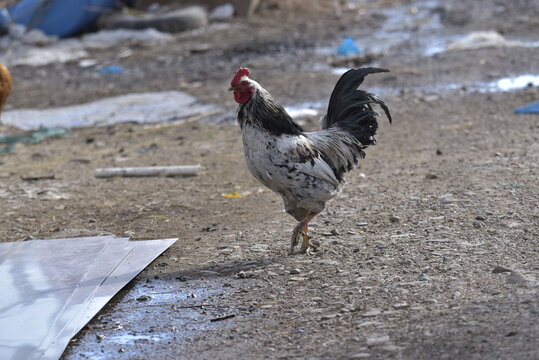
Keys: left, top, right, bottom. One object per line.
{"left": 297, "top": 212, "right": 319, "bottom": 254}
{"left": 289, "top": 223, "right": 303, "bottom": 255}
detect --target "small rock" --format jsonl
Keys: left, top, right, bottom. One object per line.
{"left": 136, "top": 295, "right": 152, "bottom": 301}
{"left": 426, "top": 173, "right": 438, "bottom": 179}
{"left": 321, "top": 313, "right": 339, "bottom": 320}
{"left": 96, "top": 334, "right": 105, "bottom": 341}
{"left": 475, "top": 215, "right": 487, "bottom": 221}
{"left": 356, "top": 222, "right": 368, "bottom": 227}
{"left": 366, "top": 334, "right": 390, "bottom": 345}
{"left": 492, "top": 265, "right": 511, "bottom": 273}
{"left": 506, "top": 272, "right": 526, "bottom": 284}
{"left": 237, "top": 271, "right": 252, "bottom": 278}
{"left": 190, "top": 293, "right": 197, "bottom": 298}
{"left": 289, "top": 268, "right": 301, "bottom": 275}
{"left": 392, "top": 302, "right": 409, "bottom": 309}
{"left": 330, "top": 229, "right": 340, "bottom": 235}
{"left": 176, "top": 275, "right": 187, "bottom": 281}
{"left": 209, "top": 4, "right": 235, "bottom": 21}
{"left": 389, "top": 216, "right": 400, "bottom": 223}
{"left": 350, "top": 353, "right": 370, "bottom": 359}
{"left": 436, "top": 149, "right": 443, "bottom": 155}
{"left": 472, "top": 221, "right": 482, "bottom": 228}
{"left": 418, "top": 273, "right": 430, "bottom": 281}
{"left": 361, "top": 309, "right": 381, "bottom": 317}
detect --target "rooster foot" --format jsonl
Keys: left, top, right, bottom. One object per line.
{"left": 288, "top": 225, "right": 303, "bottom": 255}
{"left": 296, "top": 233, "right": 317, "bottom": 255}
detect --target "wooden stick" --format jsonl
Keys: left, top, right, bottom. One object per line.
{"left": 95, "top": 165, "right": 200, "bottom": 178}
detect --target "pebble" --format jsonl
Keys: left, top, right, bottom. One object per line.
{"left": 361, "top": 309, "right": 381, "bottom": 317}
{"left": 475, "top": 215, "right": 487, "bottom": 221}
{"left": 492, "top": 265, "right": 511, "bottom": 273}
{"left": 289, "top": 268, "right": 301, "bottom": 275}
{"left": 321, "top": 313, "right": 339, "bottom": 320}
{"left": 506, "top": 272, "right": 526, "bottom": 284}
{"left": 472, "top": 221, "right": 482, "bottom": 228}
{"left": 366, "top": 334, "right": 390, "bottom": 345}
{"left": 418, "top": 273, "right": 430, "bottom": 281}
{"left": 389, "top": 216, "right": 401, "bottom": 223}
{"left": 350, "top": 353, "right": 370, "bottom": 359}
{"left": 136, "top": 295, "right": 152, "bottom": 301}
{"left": 330, "top": 229, "right": 340, "bottom": 235}
{"left": 356, "top": 222, "right": 368, "bottom": 227}
{"left": 96, "top": 334, "right": 105, "bottom": 341}
{"left": 392, "top": 302, "right": 409, "bottom": 309}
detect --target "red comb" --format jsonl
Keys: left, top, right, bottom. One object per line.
{"left": 231, "top": 67, "right": 250, "bottom": 85}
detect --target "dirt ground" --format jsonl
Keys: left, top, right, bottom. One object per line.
{"left": 1, "top": 0, "right": 538, "bottom": 359}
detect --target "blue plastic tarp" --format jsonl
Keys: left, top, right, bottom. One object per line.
{"left": 0, "top": 0, "right": 117, "bottom": 38}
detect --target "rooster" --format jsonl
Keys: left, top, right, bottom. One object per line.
{"left": 229, "top": 67, "right": 392, "bottom": 254}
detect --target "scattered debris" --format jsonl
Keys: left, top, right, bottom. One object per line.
{"left": 492, "top": 265, "right": 512, "bottom": 274}
{"left": 337, "top": 37, "right": 363, "bottom": 57}
{"left": 2, "top": 91, "right": 215, "bottom": 131}
{"left": 447, "top": 31, "right": 522, "bottom": 51}
{"left": 95, "top": 165, "right": 201, "bottom": 178}
{"left": 99, "top": 6, "right": 208, "bottom": 34}
{"left": 0, "top": 126, "right": 70, "bottom": 154}
{"left": 514, "top": 101, "right": 539, "bottom": 114}
{"left": 210, "top": 314, "right": 236, "bottom": 322}
{"left": 209, "top": 4, "right": 235, "bottom": 22}
{"left": 97, "top": 65, "right": 124, "bottom": 75}
{"left": 21, "top": 173, "right": 55, "bottom": 181}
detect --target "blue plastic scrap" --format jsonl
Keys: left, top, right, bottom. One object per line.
{"left": 337, "top": 37, "right": 364, "bottom": 57}
{"left": 514, "top": 101, "right": 539, "bottom": 114}
{"left": 0, "top": 0, "right": 117, "bottom": 38}
{"left": 97, "top": 65, "right": 125, "bottom": 75}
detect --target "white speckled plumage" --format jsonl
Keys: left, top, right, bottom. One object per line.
{"left": 230, "top": 67, "right": 392, "bottom": 253}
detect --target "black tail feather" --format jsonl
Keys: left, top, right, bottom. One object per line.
{"left": 325, "top": 67, "right": 392, "bottom": 147}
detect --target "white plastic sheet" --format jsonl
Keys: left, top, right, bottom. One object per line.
{"left": 0, "top": 236, "right": 177, "bottom": 360}
{"left": 1, "top": 91, "right": 214, "bottom": 131}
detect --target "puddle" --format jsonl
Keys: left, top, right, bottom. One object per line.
{"left": 2, "top": 91, "right": 217, "bottom": 130}
{"left": 62, "top": 276, "right": 239, "bottom": 359}
{"left": 107, "top": 334, "right": 165, "bottom": 345}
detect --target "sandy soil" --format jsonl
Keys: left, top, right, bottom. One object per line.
{"left": 1, "top": 0, "right": 538, "bottom": 359}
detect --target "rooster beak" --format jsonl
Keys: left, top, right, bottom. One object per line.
{"left": 228, "top": 86, "right": 236, "bottom": 92}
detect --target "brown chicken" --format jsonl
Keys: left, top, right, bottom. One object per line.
{"left": 0, "top": 63, "right": 12, "bottom": 118}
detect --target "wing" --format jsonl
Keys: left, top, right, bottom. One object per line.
{"left": 275, "top": 134, "right": 339, "bottom": 186}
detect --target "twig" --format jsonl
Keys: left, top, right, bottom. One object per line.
{"left": 95, "top": 165, "right": 201, "bottom": 178}
{"left": 210, "top": 314, "right": 235, "bottom": 322}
